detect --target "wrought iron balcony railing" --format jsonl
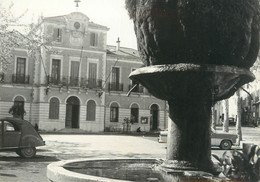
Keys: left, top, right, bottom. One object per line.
{"left": 81, "top": 78, "right": 102, "bottom": 89}
{"left": 47, "top": 76, "right": 102, "bottom": 89}
{"left": 12, "top": 74, "right": 30, "bottom": 84}
{"left": 128, "top": 84, "right": 144, "bottom": 93}
{"left": 47, "top": 76, "right": 62, "bottom": 85}
{"left": 108, "top": 82, "right": 124, "bottom": 92}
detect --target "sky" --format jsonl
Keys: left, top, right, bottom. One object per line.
{"left": 1, "top": 0, "right": 137, "bottom": 49}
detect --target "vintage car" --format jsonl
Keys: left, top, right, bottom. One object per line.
{"left": 0, "top": 117, "right": 45, "bottom": 158}
{"left": 158, "top": 128, "right": 238, "bottom": 150}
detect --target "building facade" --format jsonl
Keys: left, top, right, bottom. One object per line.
{"left": 0, "top": 11, "right": 168, "bottom": 132}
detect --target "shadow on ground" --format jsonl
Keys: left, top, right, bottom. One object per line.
{"left": 0, "top": 155, "right": 59, "bottom": 162}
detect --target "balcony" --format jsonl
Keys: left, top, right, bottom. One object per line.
{"left": 81, "top": 78, "right": 102, "bottom": 89}
{"left": 108, "top": 82, "right": 124, "bottom": 92}
{"left": 48, "top": 76, "right": 62, "bottom": 85}
{"left": 12, "top": 74, "right": 30, "bottom": 84}
{"left": 47, "top": 76, "right": 102, "bottom": 89}
{"left": 128, "top": 84, "right": 144, "bottom": 93}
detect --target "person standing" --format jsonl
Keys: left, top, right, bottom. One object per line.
{"left": 9, "top": 102, "right": 26, "bottom": 119}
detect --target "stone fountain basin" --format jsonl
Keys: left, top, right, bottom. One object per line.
{"left": 129, "top": 64, "right": 254, "bottom": 101}
{"left": 47, "top": 158, "right": 221, "bottom": 182}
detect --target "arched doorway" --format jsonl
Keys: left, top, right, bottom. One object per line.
{"left": 150, "top": 104, "right": 159, "bottom": 130}
{"left": 65, "top": 96, "right": 80, "bottom": 128}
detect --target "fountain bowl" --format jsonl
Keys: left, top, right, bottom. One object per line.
{"left": 129, "top": 64, "right": 254, "bottom": 102}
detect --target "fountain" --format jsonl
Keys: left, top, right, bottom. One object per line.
{"left": 47, "top": 1, "right": 260, "bottom": 181}
{"left": 126, "top": 0, "right": 260, "bottom": 173}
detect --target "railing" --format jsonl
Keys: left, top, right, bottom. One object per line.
{"left": 128, "top": 84, "right": 144, "bottom": 93}
{"left": 47, "top": 76, "right": 62, "bottom": 85}
{"left": 108, "top": 82, "right": 124, "bottom": 92}
{"left": 12, "top": 74, "right": 30, "bottom": 84}
{"left": 81, "top": 78, "right": 102, "bottom": 89}
{"left": 47, "top": 76, "right": 102, "bottom": 89}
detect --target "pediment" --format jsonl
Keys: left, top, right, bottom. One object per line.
{"left": 66, "top": 12, "right": 89, "bottom": 22}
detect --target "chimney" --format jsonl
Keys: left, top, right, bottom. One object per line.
{"left": 116, "top": 37, "right": 120, "bottom": 51}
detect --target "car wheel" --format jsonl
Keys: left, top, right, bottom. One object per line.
{"left": 220, "top": 140, "right": 232, "bottom": 150}
{"left": 18, "top": 147, "right": 36, "bottom": 158}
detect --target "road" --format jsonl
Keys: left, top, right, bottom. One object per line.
{"left": 0, "top": 126, "right": 259, "bottom": 182}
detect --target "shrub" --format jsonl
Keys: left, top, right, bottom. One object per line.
{"left": 212, "top": 143, "right": 259, "bottom": 181}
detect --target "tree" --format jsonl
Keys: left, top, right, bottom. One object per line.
{"left": 0, "top": 2, "right": 26, "bottom": 72}
{"left": 223, "top": 99, "right": 229, "bottom": 132}
{"left": 211, "top": 106, "right": 216, "bottom": 130}
{"left": 236, "top": 89, "right": 243, "bottom": 143}
{"left": 0, "top": 2, "right": 55, "bottom": 73}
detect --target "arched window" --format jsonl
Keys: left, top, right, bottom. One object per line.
{"left": 86, "top": 100, "right": 96, "bottom": 121}
{"left": 49, "top": 97, "right": 59, "bottom": 119}
{"left": 110, "top": 102, "right": 119, "bottom": 122}
{"left": 130, "top": 103, "right": 139, "bottom": 123}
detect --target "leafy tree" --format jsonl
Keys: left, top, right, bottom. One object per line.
{"left": 0, "top": 2, "right": 55, "bottom": 73}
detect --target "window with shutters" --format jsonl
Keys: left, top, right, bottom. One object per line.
{"left": 51, "top": 59, "right": 61, "bottom": 84}
{"left": 88, "top": 63, "right": 97, "bottom": 88}
{"left": 90, "top": 32, "right": 98, "bottom": 47}
{"left": 70, "top": 61, "right": 80, "bottom": 86}
{"left": 15, "top": 57, "right": 26, "bottom": 84}
{"left": 111, "top": 67, "right": 120, "bottom": 91}
{"left": 53, "top": 28, "right": 62, "bottom": 42}
{"left": 86, "top": 100, "right": 96, "bottom": 121}
{"left": 49, "top": 97, "right": 60, "bottom": 119}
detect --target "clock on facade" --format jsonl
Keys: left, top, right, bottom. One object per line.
{"left": 74, "top": 22, "right": 80, "bottom": 29}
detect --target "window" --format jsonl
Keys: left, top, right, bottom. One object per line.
{"left": 130, "top": 104, "right": 139, "bottom": 123}
{"left": 131, "top": 68, "right": 140, "bottom": 92}
{"left": 70, "top": 61, "right": 80, "bottom": 86}
{"left": 111, "top": 67, "right": 120, "bottom": 91}
{"left": 49, "top": 98, "right": 60, "bottom": 119}
{"left": 110, "top": 103, "right": 119, "bottom": 122}
{"left": 53, "top": 28, "right": 62, "bottom": 42}
{"left": 86, "top": 100, "right": 96, "bottom": 121}
{"left": 16, "top": 57, "right": 26, "bottom": 83}
{"left": 51, "top": 59, "right": 61, "bottom": 84}
{"left": 88, "top": 63, "right": 97, "bottom": 88}
{"left": 3, "top": 121, "right": 19, "bottom": 132}
{"left": 90, "top": 32, "right": 98, "bottom": 47}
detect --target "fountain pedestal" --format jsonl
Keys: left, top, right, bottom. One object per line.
{"left": 129, "top": 64, "right": 254, "bottom": 173}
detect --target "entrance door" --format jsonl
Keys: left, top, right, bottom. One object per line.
{"left": 65, "top": 96, "right": 80, "bottom": 128}
{"left": 150, "top": 104, "right": 159, "bottom": 130}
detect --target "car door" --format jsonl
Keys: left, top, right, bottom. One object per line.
{"left": 211, "top": 131, "right": 217, "bottom": 146}
{"left": 3, "top": 120, "right": 21, "bottom": 148}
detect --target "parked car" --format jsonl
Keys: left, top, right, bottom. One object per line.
{"left": 158, "top": 128, "right": 238, "bottom": 150}
{"left": 0, "top": 117, "right": 45, "bottom": 158}
{"left": 228, "top": 117, "right": 236, "bottom": 126}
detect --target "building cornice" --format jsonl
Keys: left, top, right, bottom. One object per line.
{"left": 51, "top": 46, "right": 106, "bottom": 54}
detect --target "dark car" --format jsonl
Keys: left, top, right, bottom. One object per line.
{"left": 228, "top": 117, "right": 236, "bottom": 126}
{"left": 0, "top": 117, "right": 45, "bottom": 158}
